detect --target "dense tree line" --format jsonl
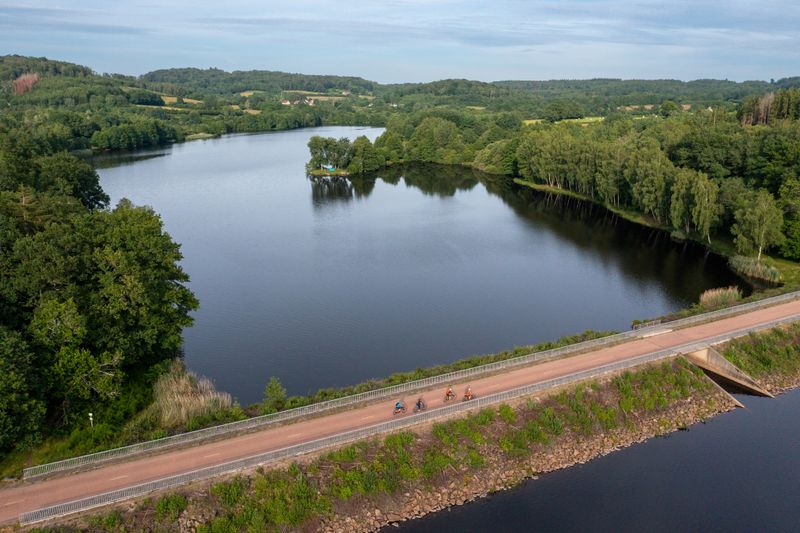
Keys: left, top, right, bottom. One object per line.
{"left": 139, "top": 67, "right": 377, "bottom": 97}
{"left": 0, "top": 121, "right": 197, "bottom": 453}
{"left": 739, "top": 89, "right": 800, "bottom": 125}
{"left": 315, "top": 106, "right": 799, "bottom": 263}
{"left": 307, "top": 135, "right": 384, "bottom": 175}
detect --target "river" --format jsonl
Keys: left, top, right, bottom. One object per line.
{"left": 396, "top": 389, "right": 800, "bottom": 533}
{"left": 97, "top": 126, "right": 744, "bottom": 405}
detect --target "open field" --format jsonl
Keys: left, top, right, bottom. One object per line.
{"left": 558, "top": 116, "right": 604, "bottom": 124}
{"left": 160, "top": 96, "right": 203, "bottom": 105}
{"left": 134, "top": 104, "right": 188, "bottom": 111}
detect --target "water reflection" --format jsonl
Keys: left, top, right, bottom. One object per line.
{"left": 310, "top": 175, "right": 355, "bottom": 207}
{"left": 321, "top": 163, "right": 749, "bottom": 306}
{"left": 90, "top": 150, "right": 170, "bottom": 169}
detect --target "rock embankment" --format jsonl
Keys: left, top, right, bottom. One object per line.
{"left": 318, "top": 391, "right": 734, "bottom": 532}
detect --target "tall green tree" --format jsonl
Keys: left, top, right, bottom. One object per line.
{"left": 778, "top": 177, "right": 800, "bottom": 259}
{"left": 732, "top": 190, "right": 785, "bottom": 261}
{"left": 347, "top": 136, "right": 384, "bottom": 175}
{"left": 690, "top": 173, "right": 720, "bottom": 243}
{"left": 670, "top": 168, "right": 693, "bottom": 233}
{"left": 35, "top": 152, "right": 109, "bottom": 209}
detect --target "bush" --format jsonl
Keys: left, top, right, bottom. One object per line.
{"left": 699, "top": 286, "right": 742, "bottom": 310}
{"left": 729, "top": 255, "right": 781, "bottom": 283}
{"left": 154, "top": 361, "right": 232, "bottom": 428}
{"left": 156, "top": 493, "right": 187, "bottom": 520}
{"left": 538, "top": 407, "right": 563, "bottom": 435}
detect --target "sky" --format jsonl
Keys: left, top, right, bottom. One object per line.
{"left": 1, "top": 0, "right": 799, "bottom": 83}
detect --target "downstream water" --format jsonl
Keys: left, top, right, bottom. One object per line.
{"left": 397, "top": 389, "right": 800, "bottom": 533}
{"left": 97, "top": 127, "right": 744, "bottom": 404}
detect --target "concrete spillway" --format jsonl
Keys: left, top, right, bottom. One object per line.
{"left": 684, "top": 347, "right": 773, "bottom": 398}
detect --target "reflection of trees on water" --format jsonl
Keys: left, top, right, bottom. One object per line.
{"left": 481, "top": 175, "right": 750, "bottom": 298}
{"left": 91, "top": 151, "right": 169, "bottom": 169}
{"left": 306, "top": 162, "right": 746, "bottom": 300}
{"left": 310, "top": 175, "right": 356, "bottom": 208}
{"left": 309, "top": 175, "right": 377, "bottom": 208}
{"left": 309, "top": 163, "right": 481, "bottom": 205}
{"left": 380, "top": 164, "right": 479, "bottom": 197}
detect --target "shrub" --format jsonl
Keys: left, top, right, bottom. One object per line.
{"left": 156, "top": 493, "right": 187, "bottom": 520}
{"left": 211, "top": 476, "right": 248, "bottom": 508}
{"left": 729, "top": 255, "right": 781, "bottom": 283}
{"left": 262, "top": 376, "right": 287, "bottom": 414}
{"left": 538, "top": 407, "right": 563, "bottom": 435}
{"left": 699, "top": 286, "right": 742, "bottom": 310}
{"left": 154, "top": 361, "right": 232, "bottom": 428}
{"left": 498, "top": 403, "right": 516, "bottom": 424}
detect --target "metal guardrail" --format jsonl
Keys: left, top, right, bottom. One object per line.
{"left": 19, "top": 313, "right": 800, "bottom": 526}
{"left": 23, "top": 290, "right": 800, "bottom": 479}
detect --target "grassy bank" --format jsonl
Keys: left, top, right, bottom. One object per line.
{"left": 49, "top": 357, "right": 725, "bottom": 532}
{"left": 721, "top": 322, "right": 800, "bottom": 391}
{"left": 307, "top": 168, "right": 351, "bottom": 177}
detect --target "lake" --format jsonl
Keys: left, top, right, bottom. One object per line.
{"left": 97, "top": 127, "right": 744, "bottom": 404}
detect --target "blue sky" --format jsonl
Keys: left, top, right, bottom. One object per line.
{"left": 1, "top": 0, "right": 798, "bottom": 82}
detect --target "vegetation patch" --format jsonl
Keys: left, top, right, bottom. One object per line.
{"left": 729, "top": 255, "right": 782, "bottom": 284}
{"left": 699, "top": 286, "right": 742, "bottom": 310}
{"left": 720, "top": 322, "right": 800, "bottom": 390}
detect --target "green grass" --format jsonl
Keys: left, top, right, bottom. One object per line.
{"left": 156, "top": 493, "right": 187, "bottom": 520}
{"left": 721, "top": 322, "right": 800, "bottom": 380}
{"left": 557, "top": 116, "right": 605, "bottom": 124}
{"left": 308, "top": 168, "right": 351, "bottom": 177}
{"left": 185, "top": 132, "right": 217, "bottom": 141}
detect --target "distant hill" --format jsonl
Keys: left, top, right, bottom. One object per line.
{"left": 0, "top": 55, "right": 94, "bottom": 81}
{"left": 3, "top": 54, "right": 799, "bottom": 115}
{"left": 491, "top": 78, "right": 781, "bottom": 107}
{"left": 139, "top": 67, "right": 378, "bottom": 97}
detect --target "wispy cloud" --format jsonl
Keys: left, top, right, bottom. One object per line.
{"left": 0, "top": 0, "right": 797, "bottom": 81}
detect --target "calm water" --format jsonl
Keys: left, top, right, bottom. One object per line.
{"left": 97, "top": 127, "right": 744, "bottom": 404}
{"left": 398, "top": 389, "right": 800, "bottom": 533}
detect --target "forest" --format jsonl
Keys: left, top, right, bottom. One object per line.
{"left": 1, "top": 53, "right": 799, "bottom": 470}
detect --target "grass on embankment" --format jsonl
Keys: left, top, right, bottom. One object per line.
{"left": 57, "top": 357, "right": 717, "bottom": 532}
{"left": 720, "top": 322, "right": 800, "bottom": 391}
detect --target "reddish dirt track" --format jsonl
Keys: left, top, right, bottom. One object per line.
{"left": 2, "top": 299, "right": 799, "bottom": 524}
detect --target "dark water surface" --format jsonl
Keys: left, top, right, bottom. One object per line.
{"left": 397, "top": 389, "right": 800, "bottom": 533}
{"left": 97, "top": 127, "right": 744, "bottom": 404}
